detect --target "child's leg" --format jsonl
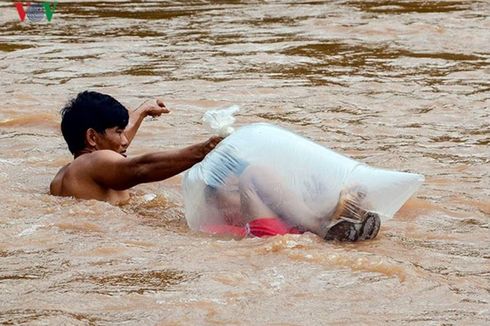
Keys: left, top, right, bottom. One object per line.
{"left": 238, "top": 165, "right": 324, "bottom": 233}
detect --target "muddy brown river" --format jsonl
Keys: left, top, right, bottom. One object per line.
{"left": 0, "top": 0, "right": 489, "bottom": 324}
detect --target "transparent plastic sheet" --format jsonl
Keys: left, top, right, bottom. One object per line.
{"left": 183, "top": 123, "right": 424, "bottom": 238}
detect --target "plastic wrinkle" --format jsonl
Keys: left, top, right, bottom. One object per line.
{"left": 202, "top": 105, "right": 240, "bottom": 137}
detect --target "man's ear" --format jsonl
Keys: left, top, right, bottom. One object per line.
{"left": 85, "top": 128, "right": 98, "bottom": 148}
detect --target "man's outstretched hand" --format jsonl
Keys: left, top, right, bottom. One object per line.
{"left": 201, "top": 136, "right": 223, "bottom": 156}
{"left": 126, "top": 98, "right": 170, "bottom": 146}
{"left": 137, "top": 98, "right": 170, "bottom": 117}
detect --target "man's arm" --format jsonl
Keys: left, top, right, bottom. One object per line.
{"left": 125, "top": 99, "right": 169, "bottom": 146}
{"left": 88, "top": 136, "right": 222, "bottom": 190}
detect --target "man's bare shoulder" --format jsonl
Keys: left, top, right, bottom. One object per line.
{"left": 50, "top": 150, "right": 125, "bottom": 196}
{"left": 60, "top": 150, "right": 122, "bottom": 172}
{"left": 50, "top": 163, "right": 70, "bottom": 195}
{"left": 78, "top": 149, "right": 124, "bottom": 162}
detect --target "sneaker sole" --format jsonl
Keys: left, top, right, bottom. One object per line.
{"left": 324, "top": 212, "right": 381, "bottom": 242}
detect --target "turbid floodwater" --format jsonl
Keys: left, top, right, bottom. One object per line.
{"left": 0, "top": 0, "right": 489, "bottom": 324}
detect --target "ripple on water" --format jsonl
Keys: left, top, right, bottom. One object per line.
{"left": 257, "top": 235, "right": 408, "bottom": 281}
{"left": 346, "top": 0, "right": 473, "bottom": 14}
{"left": 65, "top": 269, "right": 195, "bottom": 295}
{"left": 0, "top": 43, "right": 33, "bottom": 52}
{"left": 0, "top": 113, "right": 59, "bottom": 129}
{"left": 0, "top": 309, "right": 100, "bottom": 325}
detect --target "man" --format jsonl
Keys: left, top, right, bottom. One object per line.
{"left": 50, "top": 91, "right": 222, "bottom": 204}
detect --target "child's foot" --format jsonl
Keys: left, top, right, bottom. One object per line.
{"left": 324, "top": 211, "right": 381, "bottom": 242}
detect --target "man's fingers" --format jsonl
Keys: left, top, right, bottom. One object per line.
{"left": 155, "top": 99, "right": 169, "bottom": 114}
{"left": 156, "top": 99, "right": 166, "bottom": 107}
{"left": 154, "top": 107, "right": 170, "bottom": 115}
{"left": 209, "top": 136, "right": 223, "bottom": 148}
{"left": 201, "top": 136, "right": 223, "bottom": 156}
{"left": 137, "top": 98, "right": 170, "bottom": 119}
{"left": 147, "top": 106, "right": 170, "bottom": 117}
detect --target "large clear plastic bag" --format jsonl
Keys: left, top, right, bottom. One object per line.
{"left": 183, "top": 123, "right": 424, "bottom": 237}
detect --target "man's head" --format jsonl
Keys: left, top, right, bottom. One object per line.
{"left": 61, "top": 91, "right": 129, "bottom": 156}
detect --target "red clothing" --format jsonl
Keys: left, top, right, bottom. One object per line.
{"left": 201, "top": 218, "right": 303, "bottom": 238}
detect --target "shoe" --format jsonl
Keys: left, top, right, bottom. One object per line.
{"left": 324, "top": 212, "right": 381, "bottom": 242}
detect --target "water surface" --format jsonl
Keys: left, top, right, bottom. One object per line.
{"left": 0, "top": 1, "right": 489, "bottom": 324}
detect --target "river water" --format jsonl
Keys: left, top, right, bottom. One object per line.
{"left": 0, "top": 0, "right": 489, "bottom": 324}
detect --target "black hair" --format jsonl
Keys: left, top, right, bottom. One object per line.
{"left": 60, "top": 91, "right": 129, "bottom": 154}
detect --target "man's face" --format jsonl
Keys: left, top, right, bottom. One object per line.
{"left": 96, "top": 127, "right": 129, "bottom": 157}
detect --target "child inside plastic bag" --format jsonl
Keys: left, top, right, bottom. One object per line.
{"left": 200, "top": 157, "right": 381, "bottom": 241}
{"left": 183, "top": 110, "right": 424, "bottom": 242}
